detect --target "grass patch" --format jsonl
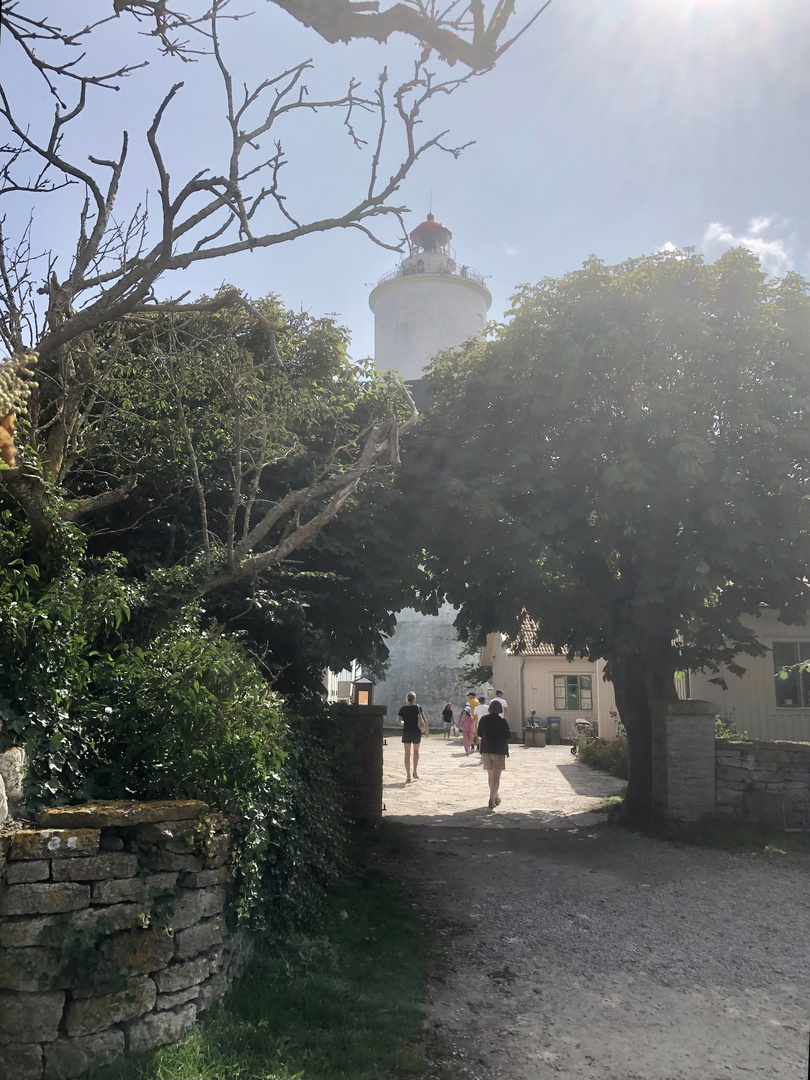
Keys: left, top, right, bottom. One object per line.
{"left": 599, "top": 786, "right": 627, "bottom": 814}
{"left": 83, "top": 869, "right": 435, "bottom": 1080}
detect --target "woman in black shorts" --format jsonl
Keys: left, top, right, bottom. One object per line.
{"left": 397, "top": 691, "right": 426, "bottom": 782}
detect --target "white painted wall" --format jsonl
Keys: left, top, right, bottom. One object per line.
{"left": 369, "top": 274, "right": 491, "bottom": 382}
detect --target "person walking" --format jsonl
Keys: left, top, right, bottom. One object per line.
{"left": 477, "top": 698, "right": 511, "bottom": 809}
{"left": 493, "top": 689, "right": 509, "bottom": 725}
{"left": 397, "top": 691, "right": 426, "bottom": 782}
{"left": 458, "top": 704, "right": 474, "bottom": 754}
{"left": 441, "top": 703, "right": 454, "bottom": 740}
{"left": 473, "top": 695, "right": 489, "bottom": 753}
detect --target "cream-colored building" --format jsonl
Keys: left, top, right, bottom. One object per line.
{"left": 480, "top": 633, "right": 622, "bottom": 742}
{"left": 483, "top": 607, "right": 810, "bottom": 744}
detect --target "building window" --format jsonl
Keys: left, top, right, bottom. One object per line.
{"left": 772, "top": 642, "right": 810, "bottom": 708}
{"left": 554, "top": 674, "right": 593, "bottom": 712}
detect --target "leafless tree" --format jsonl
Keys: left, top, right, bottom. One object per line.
{"left": 0, "top": 0, "right": 547, "bottom": 576}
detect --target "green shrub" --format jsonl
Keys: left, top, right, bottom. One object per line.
{"left": 0, "top": 517, "right": 347, "bottom": 937}
{"left": 715, "top": 713, "right": 748, "bottom": 740}
{"left": 576, "top": 736, "right": 628, "bottom": 779}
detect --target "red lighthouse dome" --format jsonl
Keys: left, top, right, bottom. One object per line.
{"left": 409, "top": 212, "right": 452, "bottom": 254}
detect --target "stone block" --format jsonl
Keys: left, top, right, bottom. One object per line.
{"left": 174, "top": 916, "right": 223, "bottom": 960}
{"left": 715, "top": 765, "right": 745, "bottom": 781}
{"left": 204, "top": 852, "right": 229, "bottom": 870}
{"left": 0, "top": 883, "right": 90, "bottom": 916}
{"left": 64, "top": 975, "right": 156, "bottom": 1036}
{"left": 125, "top": 1001, "right": 196, "bottom": 1054}
{"left": 148, "top": 850, "right": 204, "bottom": 873}
{"left": 51, "top": 853, "right": 138, "bottom": 882}
{"left": 0, "top": 948, "right": 66, "bottom": 992}
{"left": 91, "top": 871, "right": 177, "bottom": 905}
{"left": 205, "top": 944, "right": 225, "bottom": 974}
{"left": 204, "top": 834, "right": 230, "bottom": 860}
{"left": 179, "top": 867, "right": 228, "bottom": 889}
{"left": 73, "top": 902, "right": 143, "bottom": 937}
{"left": 6, "top": 861, "right": 50, "bottom": 884}
{"left": 37, "top": 801, "right": 208, "bottom": 829}
{"left": 0, "top": 990, "right": 65, "bottom": 1043}
{"left": 4, "top": 1042, "right": 44, "bottom": 1080}
{"left": 155, "top": 984, "right": 200, "bottom": 1010}
{"left": 106, "top": 929, "right": 175, "bottom": 975}
{"left": 749, "top": 764, "right": 779, "bottom": 777}
{"left": 165, "top": 885, "right": 226, "bottom": 931}
{"left": 11, "top": 831, "right": 99, "bottom": 862}
{"left": 196, "top": 972, "right": 228, "bottom": 1014}
{"left": 154, "top": 955, "right": 210, "bottom": 993}
{"left": 0, "top": 773, "right": 8, "bottom": 825}
{"left": 43, "top": 1028, "right": 124, "bottom": 1079}
{"left": 757, "top": 749, "right": 791, "bottom": 764}
{"left": 161, "top": 889, "right": 205, "bottom": 932}
{"left": 0, "top": 917, "right": 61, "bottom": 949}
{"left": 0, "top": 748, "right": 26, "bottom": 805}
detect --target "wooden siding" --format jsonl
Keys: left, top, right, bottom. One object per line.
{"left": 688, "top": 611, "right": 810, "bottom": 743}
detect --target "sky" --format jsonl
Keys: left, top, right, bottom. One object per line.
{"left": 2, "top": 0, "right": 809, "bottom": 363}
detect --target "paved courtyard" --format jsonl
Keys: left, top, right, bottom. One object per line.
{"left": 383, "top": 733, "right": 625, "bottom": 828}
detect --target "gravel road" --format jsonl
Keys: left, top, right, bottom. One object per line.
{"left": 383, "top": 739, "right": 810, "bottom": 1079}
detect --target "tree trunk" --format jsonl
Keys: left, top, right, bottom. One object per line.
{"left": 606, "top": 648, "right": 678, "bottom": 821}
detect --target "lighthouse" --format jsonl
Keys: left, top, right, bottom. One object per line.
{"left": 369, "top": 213, "right": 491, "bottom": 392}
{"left": 369, "top": 214, "right": 493, "bottom": 725}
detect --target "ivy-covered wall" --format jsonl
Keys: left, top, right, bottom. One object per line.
{"left": 0, "top": 800, "right": 249, "bottom": 1080}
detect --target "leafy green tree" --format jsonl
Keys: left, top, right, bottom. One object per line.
{"left": 58, "top": 295, "right": 422, "bottom": 692}
{"left": 407, "top": 249, "right": 810, "bottom": 817}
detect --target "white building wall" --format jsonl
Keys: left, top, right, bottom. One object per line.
{"left": 370, "top": 275, "right": 490, "bottom": 382}
{"left": 482, "top": 634, "right": 621, "bottom": 741}
{"left": 688, "top": 610, "right": 810, "bottom": 742}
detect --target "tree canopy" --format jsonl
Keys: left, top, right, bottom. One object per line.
{"left": 407, "top": 248, "right": 810, "bottom": 816}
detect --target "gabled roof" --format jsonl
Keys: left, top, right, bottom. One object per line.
{"left": 507, "top": 617, "right": 559, "bottom": 656}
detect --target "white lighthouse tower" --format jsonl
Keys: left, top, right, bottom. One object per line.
{"left": 369, "top": 214, "right": 492, "bottom": 726}
{"left": 369, "top": 213, "right": 491, "bottom": 387}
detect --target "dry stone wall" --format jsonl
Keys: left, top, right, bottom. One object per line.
{"left": 715, "top": 739, "right": 810, "bottom": 827}
{"left": 0, "top": 800, "right": 248, "bottom": 1080}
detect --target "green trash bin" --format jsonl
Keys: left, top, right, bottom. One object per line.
{"left": 546, "top": 717, "right": 561, "bottom": 745}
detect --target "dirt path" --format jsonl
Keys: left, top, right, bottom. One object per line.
{"left": 382, "top": 737, "right": 810, "bottom": 1079}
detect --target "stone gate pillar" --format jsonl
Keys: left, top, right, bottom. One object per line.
{"left": 331, "top": 704, "right": 386, "bottom": 823}
{"left": 651, "top": 699, "right": 717, "bottom": 823}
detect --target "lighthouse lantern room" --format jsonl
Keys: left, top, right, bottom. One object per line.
{"left": 368, "top": 213, "right": 491, "bottom": 385}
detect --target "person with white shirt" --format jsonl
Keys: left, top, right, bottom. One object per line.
{"left": 493, "top": 690, "right": 509, "bottom": 724}
{"left": 473, "top": 695, "right": 490, "bottom": 753}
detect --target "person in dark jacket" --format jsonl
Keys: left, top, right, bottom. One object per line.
{"left": 476, "top": 698, "right": 511, "bottom": 809}
{"left": 397, "top": 691, "right": 426, "bottom": 782}
{"left": 441, "top": 703, "right": 454, "bottom": 740}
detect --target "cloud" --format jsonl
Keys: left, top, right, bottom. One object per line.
{"left": 503, "top": 244, "right": 520, "bottom": 256}
{"left": 658, "top": 241, "right": 678, "bottom": 252}
{"left": 701, "top": 216, "right": 793, "bottom": 276}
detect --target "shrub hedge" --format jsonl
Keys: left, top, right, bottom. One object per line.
{"left": 576, "top": 736, "right": 628, "bottom": 779}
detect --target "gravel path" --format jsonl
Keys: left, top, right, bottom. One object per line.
{"left": 382, "top": 737, "right": 810, "bottom": 1079}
